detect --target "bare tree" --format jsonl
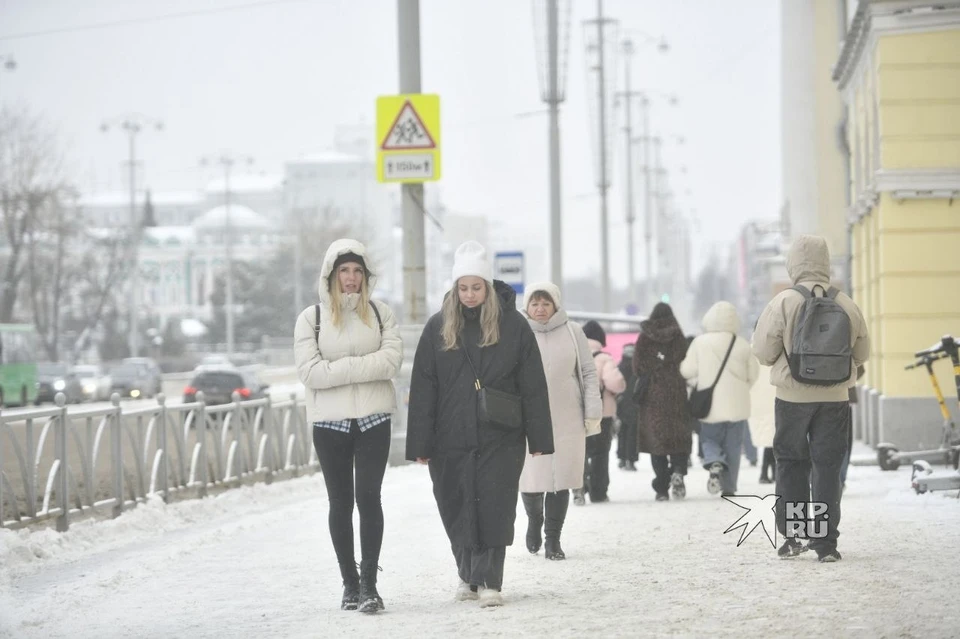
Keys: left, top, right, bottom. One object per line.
{"left": 2, "top": 107, "right": 130, "bottom": 361}
{"left": 0, "top": 107, "right": 67, "bottom": 323}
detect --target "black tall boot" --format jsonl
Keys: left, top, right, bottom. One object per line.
{"left": 521, "top": 492, "right": 545, "bottom": 554}
{"left": 543, "top": 490, "right": 570, "bottom": 560}
{"left": 357, "top": 560, "right": 384, "bottom": 613}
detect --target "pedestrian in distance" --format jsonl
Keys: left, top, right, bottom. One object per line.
{"left": 752, "top": 234, "right": 870, "bottom": 563}
{"left": 519, "top": 282, "right": 602, "bottom": 560}
{"left": 293, "top": 239, "right": 403, "bottom": 613}
{"left": 580, "top": 320, "right": 626, "bottom": 503}
{"left": 681, "top": 301, "right": 760, "bottom": 496}
{"left": 616, "top": 343, "right": 640, "bottom": 472}
{"left": 405, "top": 241, "right": 554, "bottom": 608}
{"left": 632, "top": 302, "right": 692, "bottom": 501}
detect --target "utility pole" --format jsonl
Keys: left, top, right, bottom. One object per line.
{"left": 642, "top": 105, "right": 652, "bottom": 311}
{"left": 398, "top": 0, "right": 427, "bottom": 324}
{"left": 101, "top": 115, "right": 163, "bottom": 357}
{"left": 651, "top": 136, "right": 664, "bottom": 301}
{"left": 616, "top": 39, "right": 639, "bottom": 305}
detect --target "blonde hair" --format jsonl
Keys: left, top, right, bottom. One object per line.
{"left": 327, "top": 270, "right": 373, "bottom": 329}
{"left": 440, "top": 281, "right": 501, "bottom": 351}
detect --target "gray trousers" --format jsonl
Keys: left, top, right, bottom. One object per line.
{"left": 453, "top": 544, "right": 506, "bottom": 591}
{"left": 700, "top": 420, "right": 747, "bottom": 494}
{"left": 774, "top": 399, "right": 849, "bottom": 554}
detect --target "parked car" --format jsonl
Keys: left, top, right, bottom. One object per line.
{"left": 110, "top": 363, "right": 159, "bottom": 399}
{"left": 183, "top": 369, "right": 269, "bottom": 405}
{"left": 72, "top": 364, "right": 112, "bottom": 401}
{"left": 121, "top": 357, "right": 163, "bottom": 396}
{"left": 35, "top": 362, "right": 85, "bottom": 404}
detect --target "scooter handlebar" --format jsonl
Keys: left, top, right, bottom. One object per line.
{"left": 914, "top": 335, "right": 956, "bottom": 358}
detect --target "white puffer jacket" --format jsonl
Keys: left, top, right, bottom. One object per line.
{"left": 680, "top": 301, "right": 759, "bottom": 424}
{"left": 293, "top": 239, "right": 403, "bottom": 423}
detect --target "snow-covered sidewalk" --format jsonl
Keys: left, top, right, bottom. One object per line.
{"left": 2, "top": 440, "right": 959, "bottom": 638}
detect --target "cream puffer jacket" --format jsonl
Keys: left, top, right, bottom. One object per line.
{"left": 681, "top": 301, "right": 759, "bottom": 424}
{"left": 293, "top": 239, "right": 403, "bottom": 423}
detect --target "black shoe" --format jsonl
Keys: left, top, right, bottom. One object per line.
{"left": 544, "top": 537, "right": 566, "bottom": 560}
{"left": 341, "top": 584, "right": 360, "bottom": 611}
{"left": 618, "top": 459, "right": 626, "bottom": 469}
{"left": 759, "top": 476, "right": 773, "bottom": 484}
{"left": 670, "top": 473, "right": 686, "bottom": 499}
{"left": 358, "top": 562, "right": 384, "bottom": 613}
{"left": 655, "top": 493, "right": 669, "bottom": 502}
{"left": 590, "top": 494, "right": 609, "bottom": 503}
{"left": 339, "top": 561, "right": 360, "bottom": 611}
{"left": 817, "top": 549, "right": 842, "bottom": 563}
{"left": 625, "top": 461, "right": 637, "bottom": 471}
{"left": 777, "top": 538, "right": 807, "bottom": 559}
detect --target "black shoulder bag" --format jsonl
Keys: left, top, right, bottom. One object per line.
{"left": 688, "top": 334, "right": 736, "bottom": 420}
{"left": 461, "top": 343, "right": 523, "bottom": 432}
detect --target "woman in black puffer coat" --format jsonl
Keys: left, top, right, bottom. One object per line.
{"left": 406, "top": 241, "right": 554, "bottom": 609}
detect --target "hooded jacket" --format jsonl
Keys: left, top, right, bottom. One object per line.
{"left": 681, "top": 301, "right": 759, "bottom": 423}
{"left": 752, "top": 235, "right": 870, "bottom": 403}
{"left": 632, "top": 308, "right": 692, "bottom": 455}
{"left": 405, "top": 280, "right": 553, "bottom": 549}
{"left": 292, "top": 239, "right": 403, "bottom": 423}
{"left": 519, "top": 293, "right": 602, "bottom": 493}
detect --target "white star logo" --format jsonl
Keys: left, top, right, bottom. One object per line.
{"left": 722, "top": 494, "right": 779, "bottom": 548}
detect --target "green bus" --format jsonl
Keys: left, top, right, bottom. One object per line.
{"left": 0, "top": 324, "right": 40, "bottom": 407}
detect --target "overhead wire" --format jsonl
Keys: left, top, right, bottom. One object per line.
{"left": 0, "top": 0, "right": 317, "bottom": 42}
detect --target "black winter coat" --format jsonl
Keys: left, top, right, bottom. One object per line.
{"left": 632, "top": 316, "right": 692, "bottom": 456}
{"left": 406, "top": 281, "right": 554, "bottom": 549}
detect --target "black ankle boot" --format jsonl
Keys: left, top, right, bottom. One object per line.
{"left": 521, "top": 492, "right": 544, "bottom": 554}
{"left": 339, "top": 562, "right": 360, "bottom": 611}
{"left": 358, "top": 561, "right": 384, "bottom": 613}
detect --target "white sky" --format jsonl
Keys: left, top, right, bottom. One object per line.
{"left": 0, "top": 0, "right": 782, "bottom": 284}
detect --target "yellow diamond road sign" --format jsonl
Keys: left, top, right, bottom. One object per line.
{"left": 376, "top": 94, "right": 441, "bottom": 183}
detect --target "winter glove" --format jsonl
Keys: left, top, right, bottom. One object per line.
{"left": 585, "top": 418, "right": 602, "bottom": 437}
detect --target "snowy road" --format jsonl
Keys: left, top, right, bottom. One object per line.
{"left": 2, "top": 440, "right": 959, "bottom": 638}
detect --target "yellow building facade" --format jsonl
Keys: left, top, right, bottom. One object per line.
{"left": 834, "top": 1, "right": 960, "bottom": 448}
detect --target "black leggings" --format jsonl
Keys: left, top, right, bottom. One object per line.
{"left": 312, "top": 420, "right": 391, "bottom": 570}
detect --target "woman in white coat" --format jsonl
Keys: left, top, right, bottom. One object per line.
{"left": 519, "top": 282, "right": 602, "bottom": 560}
{"left": 293, "top": 239, "right": 403, "bottom": 614}
{"left": 680, "top": 301, "right": 759, "bottom": 495}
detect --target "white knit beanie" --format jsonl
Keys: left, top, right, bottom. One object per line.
{"left": 523, "top": 281, "right": 562, "bottom": 309}
{"left": 451, "top": 241, "right": 493, "bottom": 284}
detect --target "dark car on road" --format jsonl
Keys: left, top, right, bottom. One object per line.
{"left": 110, "top": 363, "right": 159, "bottom": 399}
{"left": 121, "top": 357, "right": 164, "bottom": 396}
{"left": 183, "top": 369, "right": 269, "bottom": 405}
{"left": 36, "top": 362, "right": 85, "bottom": 404}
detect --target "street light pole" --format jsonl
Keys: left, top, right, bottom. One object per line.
{"left": 202, "top": 153, "right": 253, "bottom": 358}
{"left": 398, "top": 0, "right": 427, "bottom": 323}
{"left": 596, "top": 0, "right": 611, "bottom": 313}
{"left": 546, "top": 0, "right": 562, "bottom": 288}
{"left": 102, "top": 114, "right": 163, "bottom": 357}
{"left": 533, "top": 0, "right": 570, "bottom": 288}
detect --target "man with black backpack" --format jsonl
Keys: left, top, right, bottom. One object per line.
{"left": 752, "top": 234, "right": 870, "bottom": 563}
